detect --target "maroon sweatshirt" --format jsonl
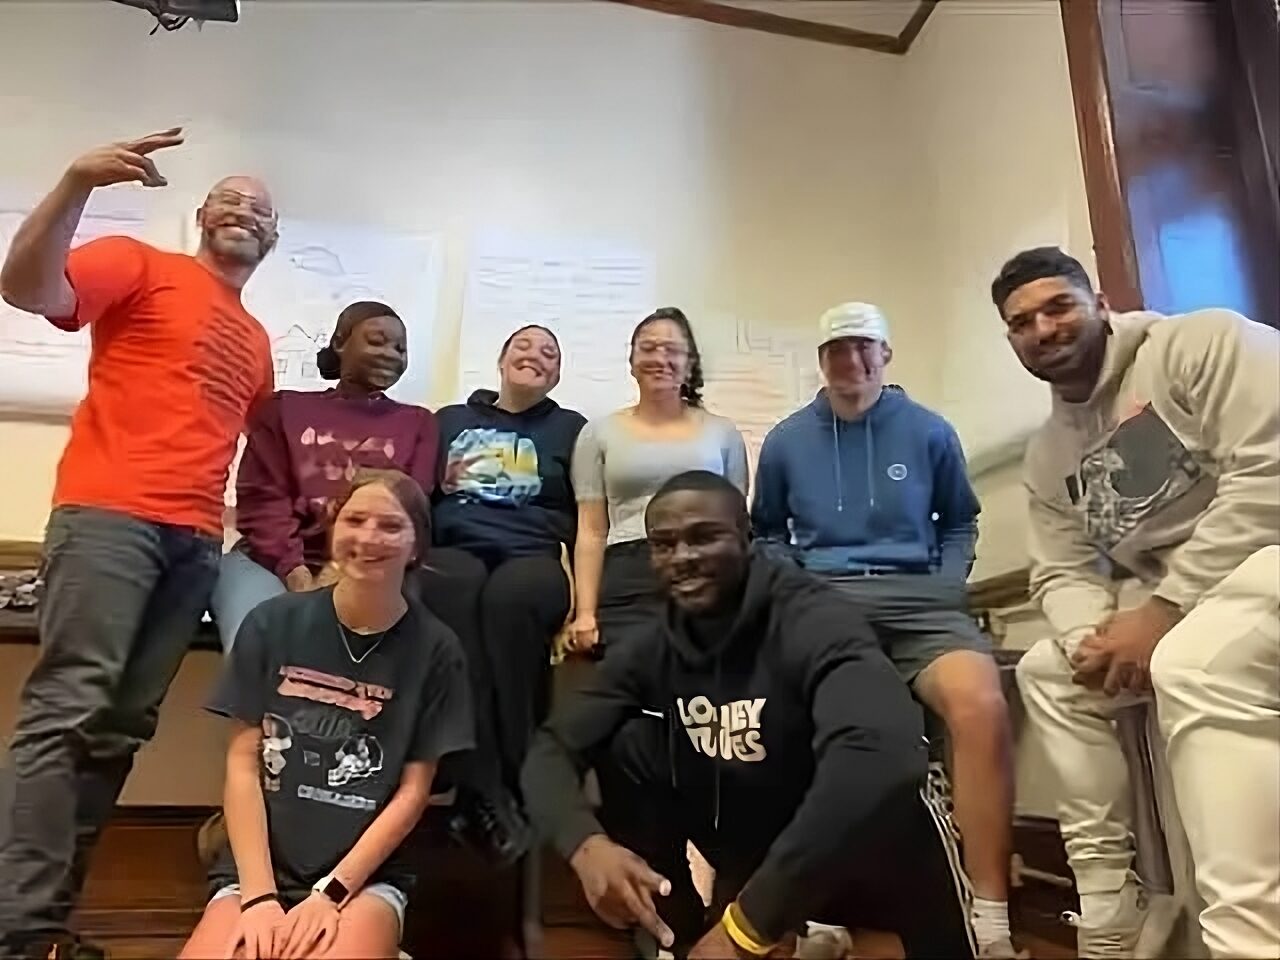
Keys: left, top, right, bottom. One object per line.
{"left": 235, "top": 389, "right": 438, "bottom": 578}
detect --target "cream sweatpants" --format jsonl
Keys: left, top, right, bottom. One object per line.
{"left": 1017, "top": 546, "right": 1280, "bottom": 959}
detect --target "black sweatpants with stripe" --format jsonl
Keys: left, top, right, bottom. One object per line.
{"left": 596, "top": 715, "right": 976, "bottom": 959}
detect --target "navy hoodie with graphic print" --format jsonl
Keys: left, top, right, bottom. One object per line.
{"left": 521, "top": 552, "right": 928, "bottom": 943}
{"left": 752, "top": 387, "right": 980, "bottom": 577}
{"left": 433, "top": 390, "right": 586, "bottom": 565}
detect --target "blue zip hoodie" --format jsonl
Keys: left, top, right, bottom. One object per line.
{"left": 751, "top": 386, "right": 979, "bottom": 576}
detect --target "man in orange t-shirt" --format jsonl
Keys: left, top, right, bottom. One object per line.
{"left": 0, "top": 129, "right": 277, "bottom": 958}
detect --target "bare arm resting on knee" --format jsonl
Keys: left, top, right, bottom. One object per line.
{"left": 224, "top": 723, "right": 278, "bottom": 902}
{"left": 569, "top": 419, "right": 610, "bottom": 651}
{"left": 324, "top": 761, "right": 436, "bottom": 896}
{"left": 571, "top": 499, "right": 608, "bottom": 649}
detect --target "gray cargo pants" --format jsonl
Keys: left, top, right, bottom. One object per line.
{"left": 0, "top": 506, "right": 219, "bottom": 942}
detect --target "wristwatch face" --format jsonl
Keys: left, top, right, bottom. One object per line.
{"left": 319, "top": 876, "right": 349, "bottom": 903}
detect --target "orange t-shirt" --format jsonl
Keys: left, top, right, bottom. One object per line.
{"left": 52, "top": 236, "right": 274, "bottom": 536}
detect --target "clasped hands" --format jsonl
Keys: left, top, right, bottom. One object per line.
{"left": 1070, "top": 598, "right": 1183, "bottom": 696}
{"left": 229, "top": 892, "right": 340, "bottom": 960}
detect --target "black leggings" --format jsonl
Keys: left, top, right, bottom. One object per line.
{"left": 596, "top": 540, "right": 664, "bottom": 654}
{"left": 413, "top": 548, "right": 571, "bottom": 794}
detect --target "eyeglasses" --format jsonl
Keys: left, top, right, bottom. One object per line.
{"left": 634, "top": 341, "right": 688, "bottom": 359}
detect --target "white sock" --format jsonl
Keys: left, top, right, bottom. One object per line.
{"left": 971, "top": 897, "right": 1011, "bottom": 945}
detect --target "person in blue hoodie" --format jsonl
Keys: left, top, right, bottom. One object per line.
{"left": 422, "top": 324, "right": 586, "bottom": 867}
{"left": 751, "top": 303, "right": 1015, "bottom": 958}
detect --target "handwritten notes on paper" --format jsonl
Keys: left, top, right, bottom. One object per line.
{"left": 701, "top": 317, "right": 819, "bottom": 470}
{"left": 241, "top": 218, "right": 443, "bottom": 406}
{"left": 223, "top": 219, "right": 442, "bottom": 507}
{"left": 456, "top": 236, "right": 656, "bottom": 419}
{"left": 455, "top": 236, "right": 817, "bottom": 470}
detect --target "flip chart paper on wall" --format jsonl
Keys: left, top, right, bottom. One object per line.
{"left": 456, "top": 235, "right": 655, "bottom": 419}
{"left": 224, "top": 218, "right": 444, "bottom": 506}
{"left": 698, "top": 314, "right": 820, "bottom": 471}
{"left": 0, "top": 197, "right": 148, "bottom": 414}
{"left": 239, "top": 218, "right": 443, "bottom": 406}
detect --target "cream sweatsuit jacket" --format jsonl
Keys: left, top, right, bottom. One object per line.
{"left": 1023, "top": 308, "right": 1280, "bottom": 650}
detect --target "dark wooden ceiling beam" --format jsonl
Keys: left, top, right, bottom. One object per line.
{"left": 604, "top": 0, "right": 937, "bottom": 55}
{"left": 896, "top": 0, "right": 939, "bottom": 52}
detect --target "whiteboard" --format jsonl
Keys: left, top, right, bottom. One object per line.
{"left": 456, "top": 235, "right": 654, "bottom": 419}
{"left": 0, "top": 197, "right": 149, "bottom": 414}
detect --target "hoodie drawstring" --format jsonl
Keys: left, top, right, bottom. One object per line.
{"left": 866, "top": 417, "right": 876, "bottom": 511}
{"left": 713, "top": 655, "right": 722, "bottom": 831}
{"left": 831, "top": 416, "right": 844, "bottom": 513}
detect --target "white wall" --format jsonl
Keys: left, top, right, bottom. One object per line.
{"left": 0, "top": 0, "right": 1091, "bottom": 571}
{"left": 0, "top": 0, "right": 924, "bottom": 541}
{"left": 902, "top": 1, "right": 1096, "bottom": 578}
{"left": 905, "top": 0, "right": 1096, "bottom": 453}
{"left": 0, "top": 0, "right": 1094, "bottom": 804}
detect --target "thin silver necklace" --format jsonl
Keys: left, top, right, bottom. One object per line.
{"left": 336, "top": 621, "right": 388, "bottom": 664}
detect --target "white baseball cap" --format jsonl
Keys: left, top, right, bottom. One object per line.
{"left": 818, "top": 302, "right": 891, "bottom": 347}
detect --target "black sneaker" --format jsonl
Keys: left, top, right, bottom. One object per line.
{"left": 448, "top": 787, "right": 533, "bottom": 866}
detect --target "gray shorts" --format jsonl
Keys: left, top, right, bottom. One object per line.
{"left": 210, "top": 882, "right": 408, "bottom": 937}
{"left": 826, "top": 573, "right": 991, "bottom": 685}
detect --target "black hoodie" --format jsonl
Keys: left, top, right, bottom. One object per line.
{"left": 433, "top": 390, "right": 586, "bottom": 564}
{"left": 521, "top": 552, "right": 928, "bottom": 942}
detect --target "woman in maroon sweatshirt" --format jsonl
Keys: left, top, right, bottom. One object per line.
{"left": 210, "top": 300, "right": 438, "bottom": 653}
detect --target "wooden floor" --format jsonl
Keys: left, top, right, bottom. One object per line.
{"left": 88, "top": 926, "right": 1076, "bottom": 959}
{"left": 86, "top": 926, "right": 1076, "bottom": 959}
{"left": 70, "top": 809, "right": 1077, "bottom": 959}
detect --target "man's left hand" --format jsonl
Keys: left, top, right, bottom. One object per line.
{"left": 1096, "top": 599, "right": 1183, "bottom": 696}
{"left": 688, "top": 922, "right": 757, "bottom": 960}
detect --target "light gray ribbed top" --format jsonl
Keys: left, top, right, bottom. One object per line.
{"left": 572, "top": 409, "right": 749, "bottom": 545}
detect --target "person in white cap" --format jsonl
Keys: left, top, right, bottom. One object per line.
{"left": 751, "top": 302, "right": 1015, "bottom": 957}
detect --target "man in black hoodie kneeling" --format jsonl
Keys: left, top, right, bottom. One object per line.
{"left": 522, "top": 470, "right": 976, "bottom": 959}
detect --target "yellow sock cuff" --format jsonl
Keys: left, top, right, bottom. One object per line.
{"left": 722, "top": 901, "right": 774, "bottom": 956}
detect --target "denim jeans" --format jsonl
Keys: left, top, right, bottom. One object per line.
{"left": 209, "top": 546, "right": 287, "bottom": 654}
{"left": 0, "top": 506, "right": 220, "bottom": 941}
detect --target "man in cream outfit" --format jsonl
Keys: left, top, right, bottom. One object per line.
{"left": 993, "top": 247, "right": 1279, "bottom": 959}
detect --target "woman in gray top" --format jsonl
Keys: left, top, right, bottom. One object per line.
{"left": 568, "top": 307, "right": 749, "bottom": 654}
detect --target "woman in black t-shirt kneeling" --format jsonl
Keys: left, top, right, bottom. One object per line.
{"left": 180, "top": 469, "right": 474, "bottom": 960}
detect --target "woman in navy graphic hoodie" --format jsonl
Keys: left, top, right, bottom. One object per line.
{"left": 427, "top": 324, "right": 586, "bottom": 865}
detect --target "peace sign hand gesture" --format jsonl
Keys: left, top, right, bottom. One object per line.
{"left": 65, "top": 127, "right": 185, "bottom": 190}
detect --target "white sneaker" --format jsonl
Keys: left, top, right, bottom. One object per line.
{"left": 793, "top": 923, "right": 853, "bottom": 960}
{"left": 1062, "top": 877, "right": 1148, "bottom": 958}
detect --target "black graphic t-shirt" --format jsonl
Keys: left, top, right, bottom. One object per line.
{"left": 206, "top": 587, "right": 474, "bottom": 897}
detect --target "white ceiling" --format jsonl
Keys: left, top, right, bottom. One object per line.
{"left": 713, "top": 0, "right": 922, "bottom": 37}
